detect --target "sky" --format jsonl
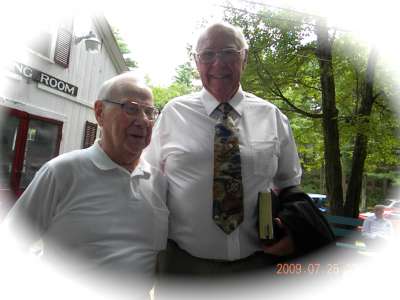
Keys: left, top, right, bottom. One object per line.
{"left": 1, "top": 0, "right": 400, "bottom": 299}
{"left": 104, "top": 0, "right": 223, "bottom": 86}
{"left": 104, "top": 0, "right": 400, "bottom": 87}
{"left": 2, "top": 0, "right": 400, "bottom": 87}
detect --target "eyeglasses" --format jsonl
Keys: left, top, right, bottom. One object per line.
{"left": 196, "top": 48, "right": 245, "bottom": 64}
{"left": 102, "top": 99, "right": 159, "bottom": 121}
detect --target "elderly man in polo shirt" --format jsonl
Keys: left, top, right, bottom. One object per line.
{"left": 2, "top": 72, "right": 169, "bottom": 299}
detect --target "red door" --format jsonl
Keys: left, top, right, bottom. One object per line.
{"left": 0, "top": 106, "right": 62, "bottom": 217}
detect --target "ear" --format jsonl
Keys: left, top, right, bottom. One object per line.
{"left": 94, "top": 100, "right": 105, "bottom": 126}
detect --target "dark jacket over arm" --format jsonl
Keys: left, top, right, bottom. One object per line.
{"left": 275, "top": 186, "right": 335, "bottom": 257}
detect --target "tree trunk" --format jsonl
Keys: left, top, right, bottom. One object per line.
{"left": 344, "top": 47, "right": 379, "bottom": 217}
{"left": 320, "top": 164, "right": 325, "bottom": 194}
{"left": 315, "top": 18, "right": 344, "bottom": 216}
{"left": 383, "top": 178, "right": 388, "bottom": 198}
{"left": 361, "top": 174, "right": 367, "bottom": 212}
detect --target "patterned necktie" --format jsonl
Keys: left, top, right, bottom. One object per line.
{"left": 213, "top": 103, "right": 244, "bottom": 234}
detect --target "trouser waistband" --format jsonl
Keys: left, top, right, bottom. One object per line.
{"left": 157, "top": 239, "right": 280, "bottom": 277}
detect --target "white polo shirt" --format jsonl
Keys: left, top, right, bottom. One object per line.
{"left": 143, "top": 87, "right": 301, "bottom": 261}
{"left": 3, "top": 141, "right": 169, "bottom": 296}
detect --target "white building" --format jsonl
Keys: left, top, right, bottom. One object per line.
{"left": 0, "top": 13, "right": 128, "bottom": 217}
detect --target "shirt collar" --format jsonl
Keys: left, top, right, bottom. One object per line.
{"left": 132, "top": 159, "right": 151, "bottom": 178}
{"left": 200, "top": 86, "right": 245, "bottom": 117}
{"left": 89, "top": 140, "right": 151, "bottom": 177}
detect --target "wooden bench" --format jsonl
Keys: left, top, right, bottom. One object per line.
{"left": 325, "top": 215, "right": 369, "bottom": 251}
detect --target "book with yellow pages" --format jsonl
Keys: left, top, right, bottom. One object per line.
{"left": 258, "top": 191, "right": 283, "bottom": 244}
{"left": 258, "top": 191, "right": 274, "bottom": 241}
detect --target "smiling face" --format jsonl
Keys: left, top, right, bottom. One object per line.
{"left": 94, "top": 77, "right": 154, "bottom": 170}
{"left": 195, "top": 25, "right": 247, "bottom": 103}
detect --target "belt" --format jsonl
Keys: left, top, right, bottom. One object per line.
{"left": 157, "top": 240, "right": 279, "bottom": 276}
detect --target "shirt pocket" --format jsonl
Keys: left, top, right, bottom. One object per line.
{"left": 152, "top": 207, "right": 169, "bottom": 251}
{"left": 250, "top": 140, "right": 278, "bottom": 178}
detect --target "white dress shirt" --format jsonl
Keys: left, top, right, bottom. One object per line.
{"left": 143, "top": 87, "right": 301, "bottom": 261}
{"left": 2, "top": 141, "right": 169, "bottom": 296}
{"left": 362, "top": 215, "right": 394, "bottom": 240}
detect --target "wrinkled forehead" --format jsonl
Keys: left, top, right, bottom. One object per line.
{"left": 110, "top": 80, "right": 153, "bottom": 103}
{"left": 197, "top": 27, "right": 242, "bottom": 51}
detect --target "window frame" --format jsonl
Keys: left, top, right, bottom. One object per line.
{"left": 25, "top": 24, "right": 58, "bottom": 63}
{"left": 0, "top": 106, "right": 63, "bottom": 198}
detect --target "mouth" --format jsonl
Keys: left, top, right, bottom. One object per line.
{"left": 128, "top": 133, "right": 146, "bottom": 139}
{"left": 210, "top": 74, "right": 231, "bottom": 80}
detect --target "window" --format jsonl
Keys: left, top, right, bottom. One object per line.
{"left": 0, "top": 115, "right": 19, "bottom": 191}
{"left": 82, "top": 121, "right": 98, "bottom": 148}
{"left": 19, "top": 118, "right": 61, "bottom": 189}
{"left": 54, "top": 27, "right": 73, "bottom": 67}
{"left": 0, "top": 106, "right": 62, "bottom": 198}
{"left": 25, "top": 18, "right": 73, "bottom": 67}
{"left": 26, "top": 26, "right": 55, "bottom": 60}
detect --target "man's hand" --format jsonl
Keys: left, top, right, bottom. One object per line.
{"left": 262, "top": 218, "right": 295, "bottom": 256}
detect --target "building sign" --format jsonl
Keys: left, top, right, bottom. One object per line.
{"left": 13, "top": 62, "right": 78, "bottom": 97}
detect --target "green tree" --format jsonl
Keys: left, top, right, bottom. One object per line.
{"left": 112, "top": 28, "right": 138, "bottom": 69}
{"left": 152, "top": 83, "right": 194, "bottom": 110}
{"left": 151, "top": 46, "right": 199, "bottom": 110}
{"left": 174, "top": 62, "right": 198, "bottom": 88}
{"left": 223, "top": 5, "right": 400, "bottom": 216}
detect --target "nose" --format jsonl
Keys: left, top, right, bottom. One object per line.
{"left": 211, "top": 54, "right": 226, "bottom": 66}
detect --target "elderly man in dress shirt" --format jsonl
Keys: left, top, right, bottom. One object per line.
{"left": 2, "top": 72, "right": 169, "bottom": 299}
{"left": 144, "top": 21, "right": 311, "bottom": 278}
{"left": 362, "top": 204, "right": 394, "bottom": 248}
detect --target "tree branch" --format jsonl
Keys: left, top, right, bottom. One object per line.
{"left": 373, "top": 90, "right": 385, "bottom": 100}
{"left": 297, "top": 45, "right": 317, "bottom": 53}
{"left": 252, "top": 51, "right": 323, "bottom": 119}
{"left": 292, "top": 80, "right": 322, "bottom": 92}
{"left": 329, "top": 29, "right": 337, "bottom": 46}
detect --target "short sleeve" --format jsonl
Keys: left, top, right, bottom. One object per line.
{"left": 2, "top": 163, "right": 59, "bottom": 248}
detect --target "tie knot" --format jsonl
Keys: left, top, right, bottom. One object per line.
{"left": 217, "top": 103, "right": 233, "bottom": 117}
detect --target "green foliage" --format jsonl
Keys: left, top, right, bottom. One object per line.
{"left": 290, "top": 116, "right": 324, "bottom": 171}
{"left": 174, "top": 62, "right": 199, "bottom": 88}
{"left": 152, "top": 83, "right": 194, "bottom": 110}
{"left": 124, "top": 57, "right": 137, "bottom": 69}
{"left": 223, "top": 5, "right": 400, "bottom": 197}
{"left": 224, "top": 7, "right": 324, "bottom": 173}
{"left": 112, "top": 27, "right": 138, "bottom": 69}
{"left": 113, "top": 28, "right": 130, "bottom": 54}
{"left": 152, "top": 57, "right": 199, "bottom": 110}
{"left": 367, "top": 188, "right": 386, "bottom": 207}
{"left": 367, "top": 170, "right": 400, "bottom": 186}
{"left": 335, "top": 40, "right": 400, "bottom": 174}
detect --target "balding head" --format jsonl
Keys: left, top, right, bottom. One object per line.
{"left": 196, "top": 22, "right": 248, "bottom": 53}
{"left": 194, "top": 22, "right": 248, "bottom": 102}
{"left": 97, "top": 72, "right": 153, "bottom": 104}
{"left": 374, "top": 204, "right": 385, "bottom": 219}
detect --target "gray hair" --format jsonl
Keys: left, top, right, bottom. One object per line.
{"left": 195, "top": 22, "right": 249, "bottom": 52}
{"left": 97, "top": 72, "right": 152, "bottom": 103}
{"left": 374, "top": 205, "right": 385, "bottom": 210}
